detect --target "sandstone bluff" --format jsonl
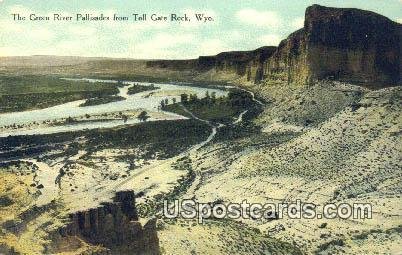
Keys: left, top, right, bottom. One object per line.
{"left": 147, "top": 5, "right": 401, "bottom": 87}
{"left": 60, "top": 191, "right": 159, "bottom": 255}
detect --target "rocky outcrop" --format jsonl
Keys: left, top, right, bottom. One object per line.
{"left": 146, "top": 5, "right": 401, "bottom": 87}
{"left": 266, "top": 5, "right": 401, "bottom": 85}
{"left": 60, "top": 190, "right": 159, "bottom": 255}
{"left": 264, "top": 29, "right": 309, "bottom": 84}
{"left": 146, "top": 47, "right": 277, "bottom": 83}
{"left": 198, "top": 47, "right": 277, "bottom": 83}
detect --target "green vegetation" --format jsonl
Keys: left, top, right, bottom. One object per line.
{"left": 161, "top": 103, "right": 192, "bottom": 118}
{"left": 0, "top": 75, "right": 120, "bottom": 113}
{"left": 137, "top": 111, "right": 150, "bottom": 122}
{"left": 79, "top": 95, "right": 125, "bottom": 107}
{"left": 162, "top": 90, "right": 256, "bottom": 123}
{"left": 316, "top": 239, "right": 345, "bottom": 253}
{"left": 0, "top": 119, "right": 211, "bottom": 161}
{"left": 127, "top": 83, "right": 159, "bottom": 95}
{"left": 210, "top": 220, "right": 303, "bottom": 255}
{"left": 88, "top": 119, "right": 210, "bottom": 157}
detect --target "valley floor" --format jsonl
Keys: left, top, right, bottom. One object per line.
{"left": 0, "top": 79, "right": 401, "bottom": 255}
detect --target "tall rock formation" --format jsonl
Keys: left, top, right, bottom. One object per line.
{"left": 266, "top": 4, "right": 401, "bottom": 85}
{"left": 59, "top": 190, "right": 160, "bottom": 255}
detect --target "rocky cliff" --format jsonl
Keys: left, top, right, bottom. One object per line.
{"left": 199, "top": 46, "right": 277, "bottom": 83}
{"left": 59, "top": 190, "right": 160, "bottom": 255}
{"left": 146, "top": 46, "right": 277, "bottom": 83}
{"left": 146, "top": 5, "right": 401, "bottom": 87}
{"left": 268, "top": 4, "right": 401, "bottom": 85}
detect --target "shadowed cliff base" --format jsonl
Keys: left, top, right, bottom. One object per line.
{"left": 55, "top": 190, "right": 160, "bottom": 255}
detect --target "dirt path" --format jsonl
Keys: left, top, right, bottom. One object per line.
{"left": 110, "top": 104, "right": 221, "bottom": 194}
{"left": 24, "top": 159, "right": 61, "bottom": 207}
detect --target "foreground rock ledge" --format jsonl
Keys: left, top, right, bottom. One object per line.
{"left": 59, "top": 190, "right": 160, "bottom": 255}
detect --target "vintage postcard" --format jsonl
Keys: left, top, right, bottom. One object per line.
{"left": 0, "top": 0, "right": 401, "bottom": 254}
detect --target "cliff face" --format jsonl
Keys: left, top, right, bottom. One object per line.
{"left": 199, "top": 47, "right": 277, "bottom": 83}
{"left": 265, "top": 29, "right": 309, "bottom": 84}
{"left": 146, "top": 47, "right": 277, "bottom": 83}
{"left": 59, "top": 190, "right": 160, "bottom": 255}
{"left": 266, "top": 5, "right": 401, "bottom": 85}
{"left": 305, "top": 5, "right": 401, "bottom": 85}
{"left": 146, "top": 5, "right": 401, "bottom": 87}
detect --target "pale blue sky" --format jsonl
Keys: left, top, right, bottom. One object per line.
{"left": 1, "top": 0, "right": 401, "bottom": 59}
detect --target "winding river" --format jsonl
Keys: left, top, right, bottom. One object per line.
{"left": 0, "top": 78, "right": 228, "bottom": 137}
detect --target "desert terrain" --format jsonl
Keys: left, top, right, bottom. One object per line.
{"left": 0, "top": 4, "right": 401, "bottom": 255}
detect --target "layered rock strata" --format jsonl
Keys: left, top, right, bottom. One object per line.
{"left": 60, "top": 190, "right": 159, "bottom": 255}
